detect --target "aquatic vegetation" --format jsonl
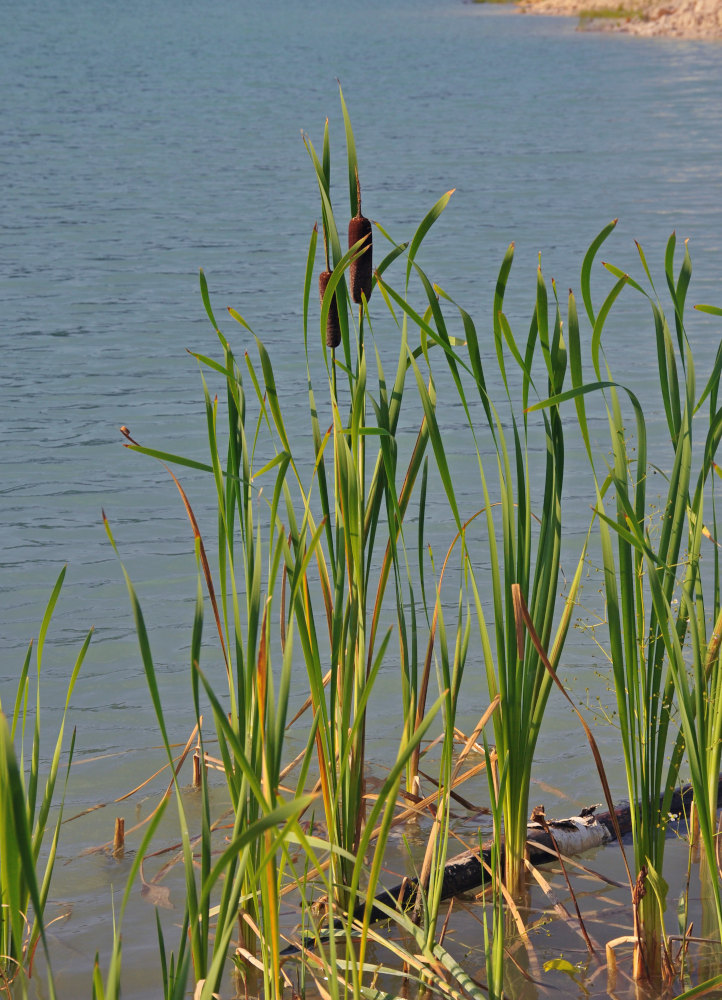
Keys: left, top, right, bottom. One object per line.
{"left": 0, "top": 568, "right": 89, "bottom": 998}
{"left": 4, "top": 93, "right": 722, "bottom": 1000}
{"left": 533, "top": 226, "right": 722, "bottom": 982}
{"left": 424, "top": 241, "right": 580, "bottom": 897}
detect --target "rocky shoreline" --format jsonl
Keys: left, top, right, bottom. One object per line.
{"left": 516, "top": 0, "right": 722, "bottom": 40}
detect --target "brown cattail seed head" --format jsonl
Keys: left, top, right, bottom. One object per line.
{"left": 348, "top": 214, "right": 372, "bottom": 304}
{"left": 349, "top": 169, "right": 372, "bottom": 304}
{"left": 319, "top": 270, "right": 341, "bottom": 349}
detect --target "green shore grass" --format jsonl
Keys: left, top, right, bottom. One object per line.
{"left": 578, "top": 4, "right": 648, "bottom": 21}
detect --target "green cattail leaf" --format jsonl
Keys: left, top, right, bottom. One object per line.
{"left": 536, "top": 259, "right": 549, "bottom": 353}
{"left": 655, "top": 303, "right": 681, "bottom": 439}
{"left": 550, "top": 290, "right": 567, "bottom": 394}
{"left": 407, "top": 353, "right": 462, "bottom": 533}
{"left": 634, "top": 239, "right": 657, "bottom": 291}
{"left": 338, "top": 84, "right": 359, "bottom": 218}
{"left": 581, "top": 218, "right": 617, "bottom": 326}
{"left": 199, "top": 268, "right": 220, "bottom": 330}
{"left": 673, "top": 974, "right": 722, "bottom": 1000}
{"left": 376, "top": 274, "right": 473, "bottom": 379}
{"left": 374, "top": 271, "right": 400, "bottom": 326}
{"left": 252, "top": 450, "right": 291, "bottom": 482}
{"left": 254, "top": 337, "right": 291, "bottom": 453}
{"left": 227, "top": 306, "right": 252, "bottom": 331}
{"left": 666, "top": 234, "right": 692, "bottom": 348}
{"left": 306, "top": 132, "right": 356, "bottom": 366}
{"left": 37, "top": 566, "right": 66, "bottom": 669}
{"left": 498, "top": 313, "right": 530, "bottom": 386}
{"left": 405, "top": 189, "right": 455, "bottom": 288}
{"left": 106, "top": 532, "right": 172, "bottom": 752}
{"left": 415, "top": 267, "right": 469, "bottom": 428}
{"left": 9, "top": 641, "right": 32, "bottom": 740}
{"left": 355, "top": 687, "right": 445, "bottom": 885}
{"left": 303, "top": 223, "right": 319, "bottom": 358}
{"left": 456, "top": 300, "right": 495, "bottom": 430}
{"left": 1, "top": 716, "right": 55, "bottom": 987}
{"left": 322, "top": 117, "right": 331, "bottom": 195}
{"left": 304, "top": 134, "right": 341, "bottom": 263}
{"left": 696, "top": 340, "right": 722, "bottom": 415}
{"left": 492, "top": 243, "right": 515, "bottom": 385}
{"left": 567, "top": 290, "right": 595, "bottom": 466}
{"left": 526, "top": 380, "right": 616, "bottom": 413}
{"left": 33, "top": 626, "right": 89, "bottom": 888}
{"left": 664, "top": 230, "right": 677, "bottom": 299}
{"left": 591, "top": 275, "right": 629, "bottom": 379}
{"left": 602, "top": 261, "right": 646, "bottom": 297}
{"left": 376, "top": 239, "right": 408, "bottom": 279}
{"left": 493, "top": 243, "right": 515, "bottom": 337}
{"left": 188, "top": 352, "right": 233, "bottom": 378}
{"left": 123, "top": 443, "right": 216, "bottom": 475}
{"left": 677, "top": 239, "right": 692, "bottom": 310}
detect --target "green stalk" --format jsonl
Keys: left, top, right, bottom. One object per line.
{"left": 536, "top": 227, "right": 722, "bottom": 981}
{"left": 106, "top": 513, "right": 312, "bottom": 997}
{"left": 296, "top": 104, "right": 454, "bottom": 913}
{"left": 0, "top": 570, "right": 88, "bottom": 997}
{"left": 400, "top": 245, "right": 570, "bottom": 894}
{"left": 482, "top": 725, "right": 507, "bottom": 1000}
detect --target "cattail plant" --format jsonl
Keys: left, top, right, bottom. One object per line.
{"left": 532, "top": 226, "right": 722, "bottom": 983}
{"left": 319, "top": 265, "right": 341, "bottom": 349}
{"left": 299, "top": 99, "right": 454, "bottom": 928}
{"left": 395, "top": 242, "right": 576, "bottom": 898}
{"left": 0, "top": 568, "right": 89, "bottom": 996}
{"left": 103, "top": 93, "right": 722, "bottom": 999}
{"left": 348, "top": 167, "right": 372, "bottom": 304}
{"left": 319, "top": 217, "right": 341, "bottom": 350}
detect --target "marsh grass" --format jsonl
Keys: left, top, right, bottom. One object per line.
{"left": 382, "top": 240, "right": 585, "bottom": 895}
{"left": 115, "top": 96, "right": 462, "bottom": 994}
{"left": 0, "top": 568, "right": 89, "bottom": 999}
{"left": 530, "top": 224, "right": 722, "bottom": 983}
{"left": 103, "top": 517, "right": 317, "bottom": 999}
{"left": 109, "top": 104, "right": 722, "bottom": 996}
{"left": 8, "top": 95, "right": 722, "bottom": 1000}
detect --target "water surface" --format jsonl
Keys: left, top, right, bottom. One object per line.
{"left": 2, "top": 0, "right": 722, "bottom": 992}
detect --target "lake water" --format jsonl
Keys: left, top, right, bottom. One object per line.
{"left": 3, "top": 0, "right": 722, "bottom": 994}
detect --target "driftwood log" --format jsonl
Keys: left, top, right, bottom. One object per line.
{"left": 282, "top": 776, "right": 722, "bottom": 954}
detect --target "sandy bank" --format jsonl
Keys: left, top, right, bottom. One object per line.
{"left": 517, "top": 0, "right": 722, "bottom": 39}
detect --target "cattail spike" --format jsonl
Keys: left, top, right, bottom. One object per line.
{"left": 320, "top": 270, "right": 341, "bottom": 349}
{"left": 349, "top": 170, "right": 372, "bottom": 304}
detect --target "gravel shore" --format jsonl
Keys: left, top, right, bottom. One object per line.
{"left": 517, "top": 0, "right": 722, "bottom": 39}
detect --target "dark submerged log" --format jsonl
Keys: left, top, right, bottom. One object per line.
{"left": 282, "top": 776, "right": 722, "bottom": 955}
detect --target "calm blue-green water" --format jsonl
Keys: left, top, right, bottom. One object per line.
{"left": 2, "top": 0, "right": 722, "bottom": 992}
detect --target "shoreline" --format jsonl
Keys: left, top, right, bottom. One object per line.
{"left": 513, "top": 0, "right": 722, "bottom": 40}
